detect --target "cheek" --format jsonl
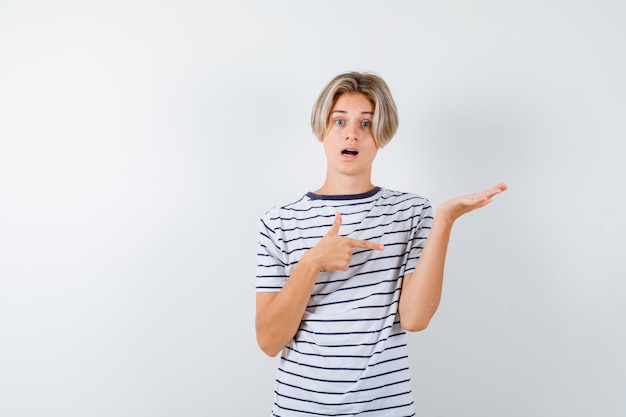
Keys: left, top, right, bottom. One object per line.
{"left": 321, "top": 138, "right": 333, "bottom": 155}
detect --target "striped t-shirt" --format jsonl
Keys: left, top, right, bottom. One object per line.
{"left": 256, "top": 186, "right": 433, "bottom": 416}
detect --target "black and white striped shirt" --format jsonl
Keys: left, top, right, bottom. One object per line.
{"left": 257, "top": 187, "right": 433, "bottom": 416}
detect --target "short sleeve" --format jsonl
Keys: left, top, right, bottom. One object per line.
{"left": 255, "top": 215, "right": 288, "bottom": 293}
{"left": 403, "top": 198, "right": 434, "bottom": 275}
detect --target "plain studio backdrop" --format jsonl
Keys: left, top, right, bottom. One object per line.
{"left": 1, "top": 1, "right": 625, "bottom": 416}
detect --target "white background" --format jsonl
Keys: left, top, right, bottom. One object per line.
{"left": 1, "top": 1, "right": 625, "bottom": 416}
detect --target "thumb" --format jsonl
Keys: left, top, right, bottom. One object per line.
{"left": 326, "top": 211, "right": 342, "bottom": 236}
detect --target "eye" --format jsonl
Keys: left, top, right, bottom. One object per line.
{"left": 334, "top": 119, "right": 345, "bottom": 126}
{"left": 361, "top": 120, "right": 371, "bottom": 128}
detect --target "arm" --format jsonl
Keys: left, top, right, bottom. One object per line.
{"left": 255, "top": 253, "right": 320, "bottom": 357}
{"left": 399, "top": 183, "right": 508, "bottom": 332}
{"left": 255, "top": 212, "right": 384, "bottom": 357}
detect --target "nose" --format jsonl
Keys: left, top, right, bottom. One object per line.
{"left": 345, "top": 121, "right": 359, "bottom": 141}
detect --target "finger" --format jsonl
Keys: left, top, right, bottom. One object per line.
{"left": 489, "top": 182, "right": 508, "bottom": 195}
{"left": 348, "top": 238, "right": 385, "bottom": 251}
{"left": 480, "top": 183, "right": 508, "bottom": 199}
{"left": 325, "top": 211, "right": 342, "bottom": 237}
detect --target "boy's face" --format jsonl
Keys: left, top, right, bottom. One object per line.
{"left": 321, "top": 92, "right": 378, "bottom": 180}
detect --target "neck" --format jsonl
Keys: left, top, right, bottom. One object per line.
{"left": 314, "top": 175, "right": 375, "bottom": 196}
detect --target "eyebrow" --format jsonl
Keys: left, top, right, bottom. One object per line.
{"left": 331, "top": 110, "right": 374, "bottom": 115}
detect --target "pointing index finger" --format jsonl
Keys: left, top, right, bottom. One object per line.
{"left": 349, "top": 238, "right": 384, "bottom": 251}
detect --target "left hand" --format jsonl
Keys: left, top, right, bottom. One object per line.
{"left": 437, "top": 182, "right": 508, "bottom": 224}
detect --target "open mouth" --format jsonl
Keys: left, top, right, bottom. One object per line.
{"left": 342, "top": 149, "right": 358, "bottom": 156}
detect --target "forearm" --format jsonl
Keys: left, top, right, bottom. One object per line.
{"left": 255, "top": 253, "right": 319, "bottom": 357}
{"left": 399, "top": 214, "right": 453, "bottom": 331}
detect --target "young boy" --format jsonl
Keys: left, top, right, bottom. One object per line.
{"left": 255, "top": 71, "right": 507, "bottom": 416}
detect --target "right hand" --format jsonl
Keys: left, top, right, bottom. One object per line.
{"left": 306, "top": 211, "right": 384, "bottom": 272}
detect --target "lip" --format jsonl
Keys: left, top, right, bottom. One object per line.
{"left": 340, "top": 148, "right": 358, "bottom": 161}
{"left": 341, "top": 148, "right": 359, "bottom": 156}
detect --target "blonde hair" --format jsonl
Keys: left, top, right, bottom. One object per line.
{"left": 311, "top": 71, "right": 398, "bottom": 148}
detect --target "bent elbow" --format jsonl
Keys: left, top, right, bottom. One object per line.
{"left": 260, "top": 345, "right": 281, "bottom": 358}
{"left": 256, "top": 336, "right": 283, "bottom": 358}
{"left": 401, "top": 316, "right": 431, "bottom": 332}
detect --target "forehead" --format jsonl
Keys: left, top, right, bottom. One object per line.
{"left": 332, "top": 92, "right": 374, "bottom": 112}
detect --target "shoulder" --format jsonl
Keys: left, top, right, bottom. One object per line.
{"left": 260, "top": 193, "right": 313, "bottom": 222}
{"left": 378, "top": 187, "right": 431, "bottom": 206}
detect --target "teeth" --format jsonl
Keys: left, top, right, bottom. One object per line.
{"left": 342, "top": 149, "right": 358, "bottom": 155}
